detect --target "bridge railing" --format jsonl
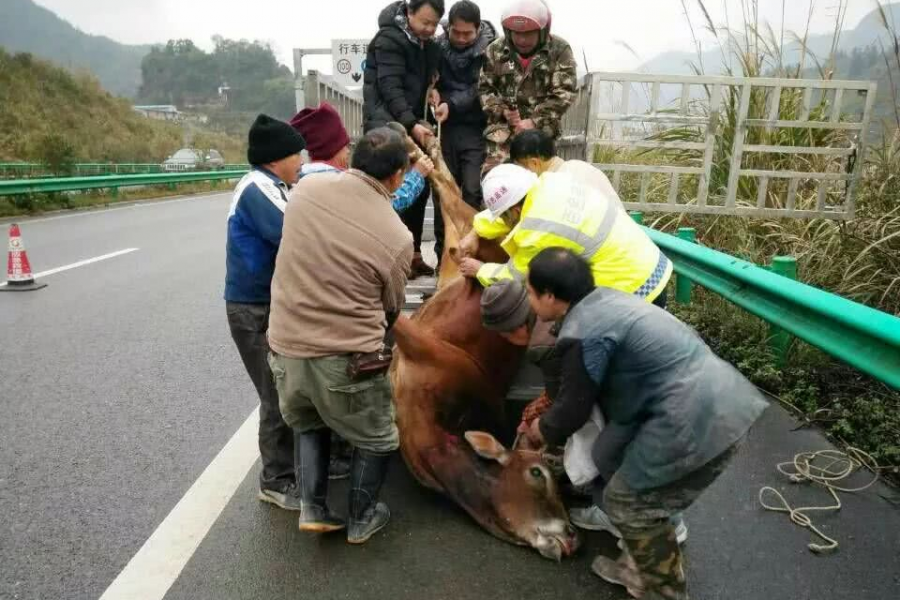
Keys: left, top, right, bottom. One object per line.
{"left": 301, "top": 70, "right": 364, "bottom": 141}
{"left": 0, "top": 169, "right": 247, "bottom": 197}
{"left": 0, "top": 163, "right": 249, "bottom": 179}
{"left": 560, "top": 72, "right": 877, "bottom": 220}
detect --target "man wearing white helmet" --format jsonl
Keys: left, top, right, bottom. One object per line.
{"left": 477, "top": 0, "right": 577, "bottom": 172}
{"left": 458, "top": 163, "right": 672, "bottom": 308}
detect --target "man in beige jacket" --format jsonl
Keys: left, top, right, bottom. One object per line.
{"left": 268, "top": 128, "right": 413, "bottom": 544}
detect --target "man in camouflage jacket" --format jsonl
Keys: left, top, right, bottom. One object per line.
{"left": 478, "top": 0, "right": 577, "bottom": 171}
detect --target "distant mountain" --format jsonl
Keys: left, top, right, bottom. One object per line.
{"left": 639, "top": 3, "right": 900, "bottom": 75}
{"left": 0, "top": 0, "right": 149, "bottom": 97}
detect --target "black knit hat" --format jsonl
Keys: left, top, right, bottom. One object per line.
{"left": 247, "top": 114, "right": 306, "bottom": 165}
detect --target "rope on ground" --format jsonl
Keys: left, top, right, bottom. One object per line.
{"left": 758, "top": 447, "right": 880, "bottom": 554}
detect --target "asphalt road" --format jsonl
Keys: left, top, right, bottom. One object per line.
{"left": 1, "top": 193, "right": 897, "bottom": 600}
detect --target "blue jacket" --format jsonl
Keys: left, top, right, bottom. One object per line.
{"left": 299, "top": 162, "right": 425, "bottom": 213}
{"left": 224, "top": 168, "right": 289, "bottom": 303}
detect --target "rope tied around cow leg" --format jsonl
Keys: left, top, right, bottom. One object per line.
{"left": 758, "top": 447, "right": 881, "bottom": 554}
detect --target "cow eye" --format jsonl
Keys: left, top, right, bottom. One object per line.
{"left": 530, "top": 467, "right": 544, "bottom": 479}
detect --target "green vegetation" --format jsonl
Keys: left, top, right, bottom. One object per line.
{"left": 138, "top": 37, "right": 297, "bottom": 128}
{"left": 0, "top": 49, "right": 245, "bottom": 167}
{"left": 0, "top": 0, "right": 149, "bottom": 97}
{"left": 622, "top": 1, "right": 900, "bottom": 481}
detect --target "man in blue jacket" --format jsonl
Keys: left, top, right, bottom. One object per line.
{"left": 225, "top": 114, "right": 306, "bottom": 510}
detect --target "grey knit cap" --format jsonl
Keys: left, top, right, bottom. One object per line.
{"left": 481, "top": 279, "right": 532, "bottom": 332}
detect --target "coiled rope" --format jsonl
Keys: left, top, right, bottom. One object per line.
{"left": 758, "top": 447, "right": 881, "bottom": 554}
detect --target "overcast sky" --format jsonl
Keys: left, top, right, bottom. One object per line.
{"left": 34, "top": 0, "right": 878, "bottom": 73}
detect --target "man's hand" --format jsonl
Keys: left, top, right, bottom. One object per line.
{"left": 413, "top": 156, "right": 434, "bottom": 177}
{"left": 526, "top": 417, "right": 545, "bottom": 447}
{"left": 503, "top": 108, "right": 521, "bottom": 127}
{"left": 515, "top": 118, "right": 536, "bottom": 133}
{"left": 429, "top": 89, "right": 441, "bottom": 107}
{"left": 434, "top": 102, "right": 450, "bottom": 124}
{"left": 411, "top": 123, "right": 434, "bottom": 147}
{"left": 458, "top": 257, "right": 484, "bottom": 278}
{"left": 458, "top": 231, "right": 480, "bottom": 258}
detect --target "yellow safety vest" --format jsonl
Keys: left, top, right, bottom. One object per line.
{"left": 473, "top": 172, "right": 672, "bottom": 302}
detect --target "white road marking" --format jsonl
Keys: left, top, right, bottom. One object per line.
{"left": 98, "top": 407, "right": 260, "bottom": 600}
{"left": 0, "top": 248, "right": 139, "bottom": 287}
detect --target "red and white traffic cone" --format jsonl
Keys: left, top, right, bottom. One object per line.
{"left": 1, "top": 223, "right": 47, "bottom": 292}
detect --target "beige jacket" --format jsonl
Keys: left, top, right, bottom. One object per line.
{"left": 268, "top": 169, "right": 413, "bottom": 358}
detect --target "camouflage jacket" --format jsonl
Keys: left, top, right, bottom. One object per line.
{"left": 478, "top": 35, "right": 578, "bottom": 141}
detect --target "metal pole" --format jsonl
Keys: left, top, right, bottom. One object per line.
{"left": 769, "top": 256, "right": 798, "bottom": 365}
{"left": 675, "top": 227, "right": 697, "bottom": 304}
{"left": 293, "top": 49, "right": 304, "bottom": 112}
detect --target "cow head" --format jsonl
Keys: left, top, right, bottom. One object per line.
{"left": 464, "top": 431, "right": 579, "bottom": 561}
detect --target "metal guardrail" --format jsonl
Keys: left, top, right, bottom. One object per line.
{"left": 641, "top": 224, "right": 900, "bottom": 389}
{"left": 0, "top": 163, "right": 249, "bottom": 179}
{"left": 0, "top": 170, "right": 247, "bottom": 197}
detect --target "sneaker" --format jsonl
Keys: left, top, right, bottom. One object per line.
{"left": 257, "top": 487, "right": 302, "bottom": 511}
{"left": 592, "top": 554, "right": 646, "bottom": 598}
{"left": 570, "top": 505, "right": 623, "bottom": 537}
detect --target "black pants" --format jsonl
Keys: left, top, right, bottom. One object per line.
{"left": 226, "top": 301, "right": 296, "bottom": 493}
{"left": 652, "top": 289, "right": 668, "bottom": 310}
{"left": 436, "top": 125, "right": 486, "bottom": 262}
{"left": 400, "top": 180, "right": 431, "bottom": 255}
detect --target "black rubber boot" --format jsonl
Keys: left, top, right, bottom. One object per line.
{"left": 296, "top": 429, "right": 345, "bottom": 533}
{"left": 346, "top": 448, "right": 392, "bottom": 544}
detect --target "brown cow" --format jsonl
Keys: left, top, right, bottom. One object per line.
{"left": 389, "top": 129, "right": 578, "bottom": 560}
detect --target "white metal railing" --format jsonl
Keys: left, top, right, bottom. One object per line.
{"left": 564, "top": 73, "right": 878, "bottom": 219}
{"left": 301, "top": 70, "right": 364, "bottom": 141}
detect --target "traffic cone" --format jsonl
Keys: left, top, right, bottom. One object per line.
{"left": 1, "top": 223, "right": 47, "bottom": 292}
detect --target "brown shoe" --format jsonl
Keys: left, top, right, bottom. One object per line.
{"left": 409, "top": 255, "right": 435, "bottom": 279}
{"left": 592, "top": 553, "right": 646, "bottom": 598}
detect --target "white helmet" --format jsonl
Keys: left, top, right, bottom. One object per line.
{"left": 481, "top": 164, "right": 539, "bottom": 221}
{"left": 501, "top": 0, "right": 551, "bottom": 32}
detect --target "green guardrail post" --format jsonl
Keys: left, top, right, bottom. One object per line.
{"left": 110, "top": 187, "right": 118, "bottom": 199}
{"left": 769, "top": 256, "right": 798, "bottom": 365}
{"left": 675, "top": 227, "right": 697, "bottom": 304}
{"left": 630, "top": 211, "right": 643, "bottom": 225}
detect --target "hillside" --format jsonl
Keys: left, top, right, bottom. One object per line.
{"left": 0, "top": 49, "right": 245, "bottom": 165}
{"left": 639, "top": 2, "right": 900, "bottom": 75}
{"left": 0, "top": 0, "right": 149, "bottom": 97}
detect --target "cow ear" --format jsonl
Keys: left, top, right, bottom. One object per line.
{"left": 464, "top": 431, "right": 511, "bottom": 465}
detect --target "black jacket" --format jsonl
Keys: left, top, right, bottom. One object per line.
{"left": 363, "top": 1, "right": 441, "bottom": 133}
{"left": 435, "top": 21, "right": 496, "bottom": 128}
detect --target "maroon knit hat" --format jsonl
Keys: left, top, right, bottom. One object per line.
{"left": 289, "top": 103, "right": 351, "bottom": 161}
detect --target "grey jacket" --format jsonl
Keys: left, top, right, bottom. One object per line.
{"left": 539, "top": 287, "right": 768, "bottom": 490}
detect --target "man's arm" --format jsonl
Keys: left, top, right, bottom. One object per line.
{"left": 382, "top": 244, "right": 414, "bottom": 315}
{"left": 530, "top": 43, "right": 578, "bottom": 135}
{"left": 242, "top": 183, "right": 286, "bottom": 245}
{"left": 538, "top": 338, "right": 607, "bottom": 446}
{"left": 472, "top": 209, "right": 512, "bottom": 240}
{"left": 391, "top": 170, "right": 425, "bottom": 213}
{"left": 478, "top": 46, "right": 511, "bottom": 126}
{"left": 374, "top": 37, "right": 419, "bottom": 131}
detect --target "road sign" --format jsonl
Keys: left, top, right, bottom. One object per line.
{"left": 331, "top": 39, "right": 369, "bottom": 88}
